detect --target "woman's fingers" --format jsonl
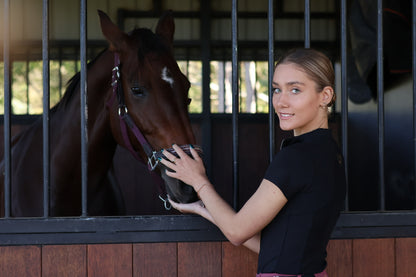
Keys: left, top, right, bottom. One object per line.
{"left": 161, "top": 148, "right": 177, "bottom": 162}
{"left": 171, "top": 144, "right": 188, "bottom": 159}
{"left": 189, "top": 146, "right": 201, "bottom": 161}
{"left": 168, "top": 195, "right": 205, "bottom": 214}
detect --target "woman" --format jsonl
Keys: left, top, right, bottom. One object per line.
{"left": 160, "top": 48, "right": 346, "bottom": 277}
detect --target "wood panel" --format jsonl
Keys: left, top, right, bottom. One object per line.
{"left": 87, "top": 244, "right": 132, "bottom": 277}
{"left": 352, "top": 238, "right": 395, "bottom": 277}
{"left": 133, "top": 243, "right": 177, "bottom": 277}
{"left": 1, "top": 238, "right": 416, "bottom": 276}
{"left": 178, "top": 242, "right": 222, "bottom": 277}
{"left": 396, "top": 237, "right": 416, "bottom": 277}
{"left": 42, "top": 245, "right": 86, "bottom": 277}
{"left": 222, "top": 242, "right": 258, "bottom": 277}
{"left": 326, "top": 239, "right": 352, "bottom": 277}
{"left": 0, "top": 245, "right": 41, "bottom": 277}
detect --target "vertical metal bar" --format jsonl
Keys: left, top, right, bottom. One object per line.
{"left": 26, "top": 59, "right": 30, "bottom": 114}
{"left": 42, "top": 0, "right": 50, "bottom": 218}
{"left": 231, "top": 0, "right": 239, "bottom": 210}
{"left": 58, "top": 48, "right": 63, "bottom": 98}
{"left": 200, "top": 0, "right": 213, "bottom": 178}
{"left": 268, "top": 0, "right": 275, "bottom": 162}
{"left": 304, "top": 0, "right": 311, "bottom": 48}
{"left": 340, "top": 0, "right": 349, "bottom": 211}
{"left": 80, "top": 0, "right": 88, "bottom": 217}
{"left": 377, "top": 0, "right": 385, "bottom": 210}
{"left": 3, "top": 0, "right": 11, "bottom": 218}
{"left": 413, "top": 0, "right": 416, "bottom": 210}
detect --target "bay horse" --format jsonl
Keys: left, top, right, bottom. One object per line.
{"left": 0, "top": 10, "right": 199, "bottom": 217}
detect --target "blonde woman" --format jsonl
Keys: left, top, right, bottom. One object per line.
{"left": 161, "top": 48, "right": 346, "bottom": 277}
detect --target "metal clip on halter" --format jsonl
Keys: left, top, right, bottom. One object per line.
{"left": 158, "top": 195, "right": 172, "bottom": 210}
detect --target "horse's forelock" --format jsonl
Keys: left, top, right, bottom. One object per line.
{"left": 128, "top": 28, "right": 170, "bottom": 61}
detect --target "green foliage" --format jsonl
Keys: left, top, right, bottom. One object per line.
{"left": 1, "top": 59, "right": 270, "bottom": 115}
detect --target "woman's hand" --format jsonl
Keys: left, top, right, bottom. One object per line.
{"left": 168, "top": 196, "right": 205, "bottom": 214}
{"left": 160, "top": 144, "right": 209, "bottom": 189}
{"left": 168, "top": 196, "right": 215, "bottom": 223}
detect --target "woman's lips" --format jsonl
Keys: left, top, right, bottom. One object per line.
{"left": 279, "top": 112, "right": 294, "bottom": 119}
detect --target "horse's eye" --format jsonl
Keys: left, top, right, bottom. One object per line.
{"left": 187, "top": 98, "right": 192, "bottom": 105}
{"left": 131, "top": 86, "right": 146, "bottom": 97}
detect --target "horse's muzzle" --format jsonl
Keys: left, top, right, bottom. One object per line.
{"left": 156, "top": 144, "right": 203, "bottom": 204}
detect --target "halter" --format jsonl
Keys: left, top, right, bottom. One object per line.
{"left": 107, "top": 53, "right": 203, "bottom": 209}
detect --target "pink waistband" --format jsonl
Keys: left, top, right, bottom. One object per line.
{"left": 256, "top": 269, "right": 328, "bottom": 277}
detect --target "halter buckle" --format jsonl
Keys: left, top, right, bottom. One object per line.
{"left": 118, "top": 105, "right": 128, "bottom": 116}
{"left": 112, "top": 65, "right": 120, "bottom": 77}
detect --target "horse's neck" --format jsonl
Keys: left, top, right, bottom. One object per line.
{"left": 52, "top": 50, "right": 116, "bottom": 166}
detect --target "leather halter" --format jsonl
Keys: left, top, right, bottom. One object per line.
{"left": 107, "top": 53, "right": 203, "bottom": 209}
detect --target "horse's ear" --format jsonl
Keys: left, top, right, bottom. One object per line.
{"left": 155, "top": 10, "right": 175, "bottom": 50}
{"left": 98, "top": 10, "right": 128, "bottom": 52}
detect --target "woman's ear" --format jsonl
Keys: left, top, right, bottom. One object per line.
{"left": 321, "top": 86, "right": 334, "bottom": 106}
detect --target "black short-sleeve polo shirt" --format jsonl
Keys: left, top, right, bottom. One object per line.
{"left": 258, "top": 128, "right": 346, "bottom": 275}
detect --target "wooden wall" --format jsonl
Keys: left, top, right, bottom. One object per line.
{"left": 1, "top": 238, "right": 416, "bottom": 277}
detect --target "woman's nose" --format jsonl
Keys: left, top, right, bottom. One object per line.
{"left": 275, "top": 92, "right": 289, "bottom": 108}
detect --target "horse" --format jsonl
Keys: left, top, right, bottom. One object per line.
{"left": 0, "top": 10, "right": 200, "bottom": 217}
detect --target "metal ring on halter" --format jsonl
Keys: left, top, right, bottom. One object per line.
{"left": 148, "top": 151, "right": 160, "bottom": 171}
{"left": 118, "top": 105, "right": 128, "bottom": 116}
{"left": 159, "top": 195, "right": 172, "bottom": 210}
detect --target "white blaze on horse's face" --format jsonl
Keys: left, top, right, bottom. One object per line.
{"left": 161, "top": 67, "right": 174, "bottom": 88}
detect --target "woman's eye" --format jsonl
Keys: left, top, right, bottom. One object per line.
{"left": 273, "top": 88, "right": 281, "bottom": 94}
{"left": 131, "top": 86, "right": 146, "bottom": 97}
{"left": 291, "top": 88, "right": 300, "bottom": 94}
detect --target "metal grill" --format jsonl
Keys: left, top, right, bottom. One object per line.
{"left": 2, "top": 0, "right": 416, "bottom": 245}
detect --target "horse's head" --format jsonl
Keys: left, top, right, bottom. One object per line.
{"left": 98, "top": 10, "right": 199, "bottom": 204}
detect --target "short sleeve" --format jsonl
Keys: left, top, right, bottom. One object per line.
{"left": 264, "top": 147, "right": 314, "bottom": 200}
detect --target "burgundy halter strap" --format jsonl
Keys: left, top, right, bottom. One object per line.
{"left": 108, "top": 53, "right": 170, "bottom": 209}
{"left": 109, "top": 53, "right": 160, "bottom": 170}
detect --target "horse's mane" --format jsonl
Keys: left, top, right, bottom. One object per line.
{"left": 50, "top": 27, "right": 169, "bottom": 114}
{"left": 50, "top": 49, "right": 106, "bottom": 114}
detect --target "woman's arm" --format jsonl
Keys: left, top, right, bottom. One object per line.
{"left": 169, "top": 198, "right": 261, "bottom": 253}
{"left": 160, "top": 144, "right": 287, "bottom": 247}
{"left": 168, "top": 196, "right": 260, "bottom": 254}
{"left": 242, "top": 233, "right": 261, "bottom": 254}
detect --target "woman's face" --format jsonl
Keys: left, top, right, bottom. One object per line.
{"left": 272, "top": 63, "right": 330, "bottom": 136}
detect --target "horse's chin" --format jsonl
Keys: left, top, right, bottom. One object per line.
{"left": 160, "top": 169, "right": 199, "bottom": 203}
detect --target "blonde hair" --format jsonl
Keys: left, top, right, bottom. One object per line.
{"left": 276, "top": 48, "right": 336, "bottom": 107}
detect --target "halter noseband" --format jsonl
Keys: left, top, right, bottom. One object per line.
{"left": 107, "top": 53, "right": 202, "bottom": 209}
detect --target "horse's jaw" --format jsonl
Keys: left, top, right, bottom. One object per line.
{"left": 160, "top": 169, "right": 199, "bottom": 204}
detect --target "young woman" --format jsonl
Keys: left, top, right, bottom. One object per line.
{"left": 160, "top": 48, "right": 346, "bottom": 277}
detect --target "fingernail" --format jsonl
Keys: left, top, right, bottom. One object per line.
{"left": 190, "top": 144, "right": 194, "bottom": 149}
{"left": 158, "top": 157, "right": 162, "bottom": 161}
